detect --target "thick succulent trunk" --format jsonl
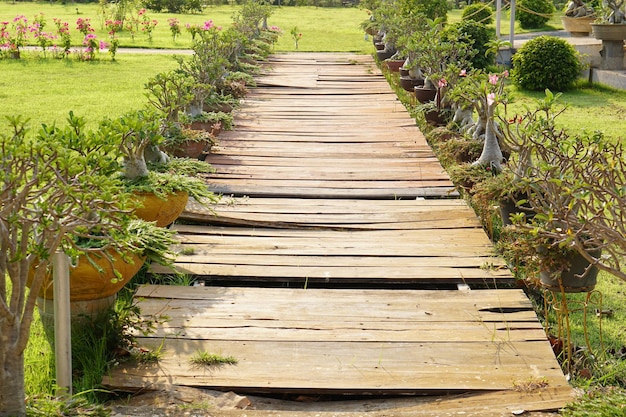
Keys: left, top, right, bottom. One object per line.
{"left": 124, "top": 156, "right": 150, "bottom": 180}
{"left": 469, "top": 115, "right": 487, "bottom": 140}
{"left": 473, "top": 103, "right": 503, "bottom": 172}
{"left": 0, "top": 350, "right": 26, "bottom": 417}
{"left": 452, "top": 105, "right": 474, "bottom": 132}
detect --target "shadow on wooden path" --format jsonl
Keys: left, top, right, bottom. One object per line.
{"left": 103, "top": 53, "right": 575, "bottom": 416}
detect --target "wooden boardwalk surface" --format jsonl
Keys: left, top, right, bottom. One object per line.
{"left": 205, "top": 53, "right": 454, "bottom": 199}
{"left": 104, "top": 53, "right": 575, "bottom": 415}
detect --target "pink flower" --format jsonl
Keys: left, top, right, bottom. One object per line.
{"left": 99, "top": 40, "right": 108, "bottom": 50}
{"left": 459, "top": 69, "right": 467, "bottom": 77}
{"left": 438, "top": 78, "right": 447, "bottom": 88}
{"left": 202, "top": 20, "right": 214, "bottom": 30}
{"left": 502, "top": 70, "right": 509, "bottom": 77}
{"left": 489, "top": 74, "right": 498, "bottom": 85}
{"left": 487, "top": 93, "right": 496, "bottom": 106}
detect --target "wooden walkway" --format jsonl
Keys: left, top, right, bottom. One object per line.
{"left": 104, "top": 53, "right": 575, "bottom": 415}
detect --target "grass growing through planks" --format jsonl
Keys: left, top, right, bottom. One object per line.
{"left": 190, "top": 351, "right": 238, "bottom": 367}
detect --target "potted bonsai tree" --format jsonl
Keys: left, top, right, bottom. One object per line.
{"left": 99, "top": 109, "right": 219, "bottom": 227}
{"left": 498, "top": 97, "right": 626, "bottom": 293}
{"left": 562, "top": 0, "right": 597, "bottom": 36}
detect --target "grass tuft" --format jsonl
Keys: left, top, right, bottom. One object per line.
{"left": 190, "top": 350, "right": 238, "bottom": 367}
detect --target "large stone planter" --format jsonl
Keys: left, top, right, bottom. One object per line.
{"left": 561, "top": 16, "right": 596, "bottom": 36}
{"left": 591, "top": 24, "right": 626, "bottom": 69}
{"left": 592, "top": 23, "right": 626, "bottom": 40}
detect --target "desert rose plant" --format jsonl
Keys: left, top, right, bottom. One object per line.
{"left": 0, "top": 114, "right": 130, "bottom": 417}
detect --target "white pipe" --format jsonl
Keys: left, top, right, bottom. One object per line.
{"left": 510, "top": 0, "right": 516, "bottom": 47}
{"left": 53, "top": 252, "right": 72, "bottom": 396}
{"left": 496, "top": 0, "right": 502, "bottom": 38}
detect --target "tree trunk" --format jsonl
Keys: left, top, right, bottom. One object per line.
{"left": 473, "top": 104, "right": 503, "bottom": 172}
{"left": 470, "top": 115, "right": 487, "bottom": 140}
{"left": 0, "top": 350, "right": 26, "bottom": 417}
{"left": 123, "top": 156, "right": 150, "bottom": 180}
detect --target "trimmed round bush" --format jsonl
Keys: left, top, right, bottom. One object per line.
{"left": 511, "top": 36, "right": 582, "bottom": 91}
{"left": 517, "top": 0, "right": 555, "bottom": 28}
{"left": 398, "top": 0, "right": 448, "bottom": 21}
{"left": 462, "top": 3, "right": 494, "bottom": 25}
{"left": 445, "top": 20, "right": 495, "bottom": 70}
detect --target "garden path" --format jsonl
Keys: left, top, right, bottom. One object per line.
{"left": 104, "top": 53, "right": 575, "bottom": 416}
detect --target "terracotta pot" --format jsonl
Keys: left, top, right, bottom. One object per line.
{"left": 384, "top": 59, "right": 404, "bottom": 72}
{"left": 189, "top": 121, "right": 216, "bottom": 131}
{"left": 203, "top": 102, "right": 234, "bottom": 113}
{"left": 132, "top": 190, "right": 189, "bottom": 227}
{"left": 540, "top": 249, "right": 601, "bottom": 293}
{"left": 561, "top": 16, "right": 596, "bottom": 36}
{"left": 33, "top": 249, "right": 146, "bottom": 302}
{"left": 424, "top": 109, "right": 450, "bottom": 126}
{"left": 400, "top": 76, "right": 423, "bottom": 92}
{"left": 414, "top": 86, "right": 437, "bottom": 103}
{"left": 163, "top": 140, "right": 208, "bottom": 159}
{"left": 376, "top": 49, "right": 396, "bottom": 61}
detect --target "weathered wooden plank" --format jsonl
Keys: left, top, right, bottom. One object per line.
{"left": 109, "top": 385, "right": 575, "bottom": 417}
{"left": 106, "top": 338, "right": 566, "bottom": 393}
{"left": 162, "top": 251, "right": 505, "bottom": 268}
{"left": 203, "top": 182, "right": 455, "bottom": 193}
{"left": 207, "top": 169, "right": 449, "bottom": 181}
{"left": 134, "top": 286, "right": 530, "bottom": 323}
{"left": 105, "top": 285, "right": 567, "bottom": 395}
{"left": 206, "top": 156, "right": 443, "bottom": 167}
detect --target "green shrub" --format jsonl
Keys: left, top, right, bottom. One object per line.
{"left": 462, "top": 3, "right": 494, "bottom": 25}
{"left": 398, "top": 0, "right": 449, "bottom": 21}
{"left": 511, "top": 36, "right": 582, "bottom": 91}
{"left": 516, "top": 0, "right": 555, "bottom": 28}
{"left": 445, "top": 20, "right": 494, "bottom": 70}
{"left": 142, "top": 0, "right": 203, "bottom": 13}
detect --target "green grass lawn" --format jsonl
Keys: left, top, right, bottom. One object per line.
{"left": 0, "top": 54, "right": 180, "bottom": 129}
{"left": 0, "top": 3, "right": 371, "bottom": 52}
